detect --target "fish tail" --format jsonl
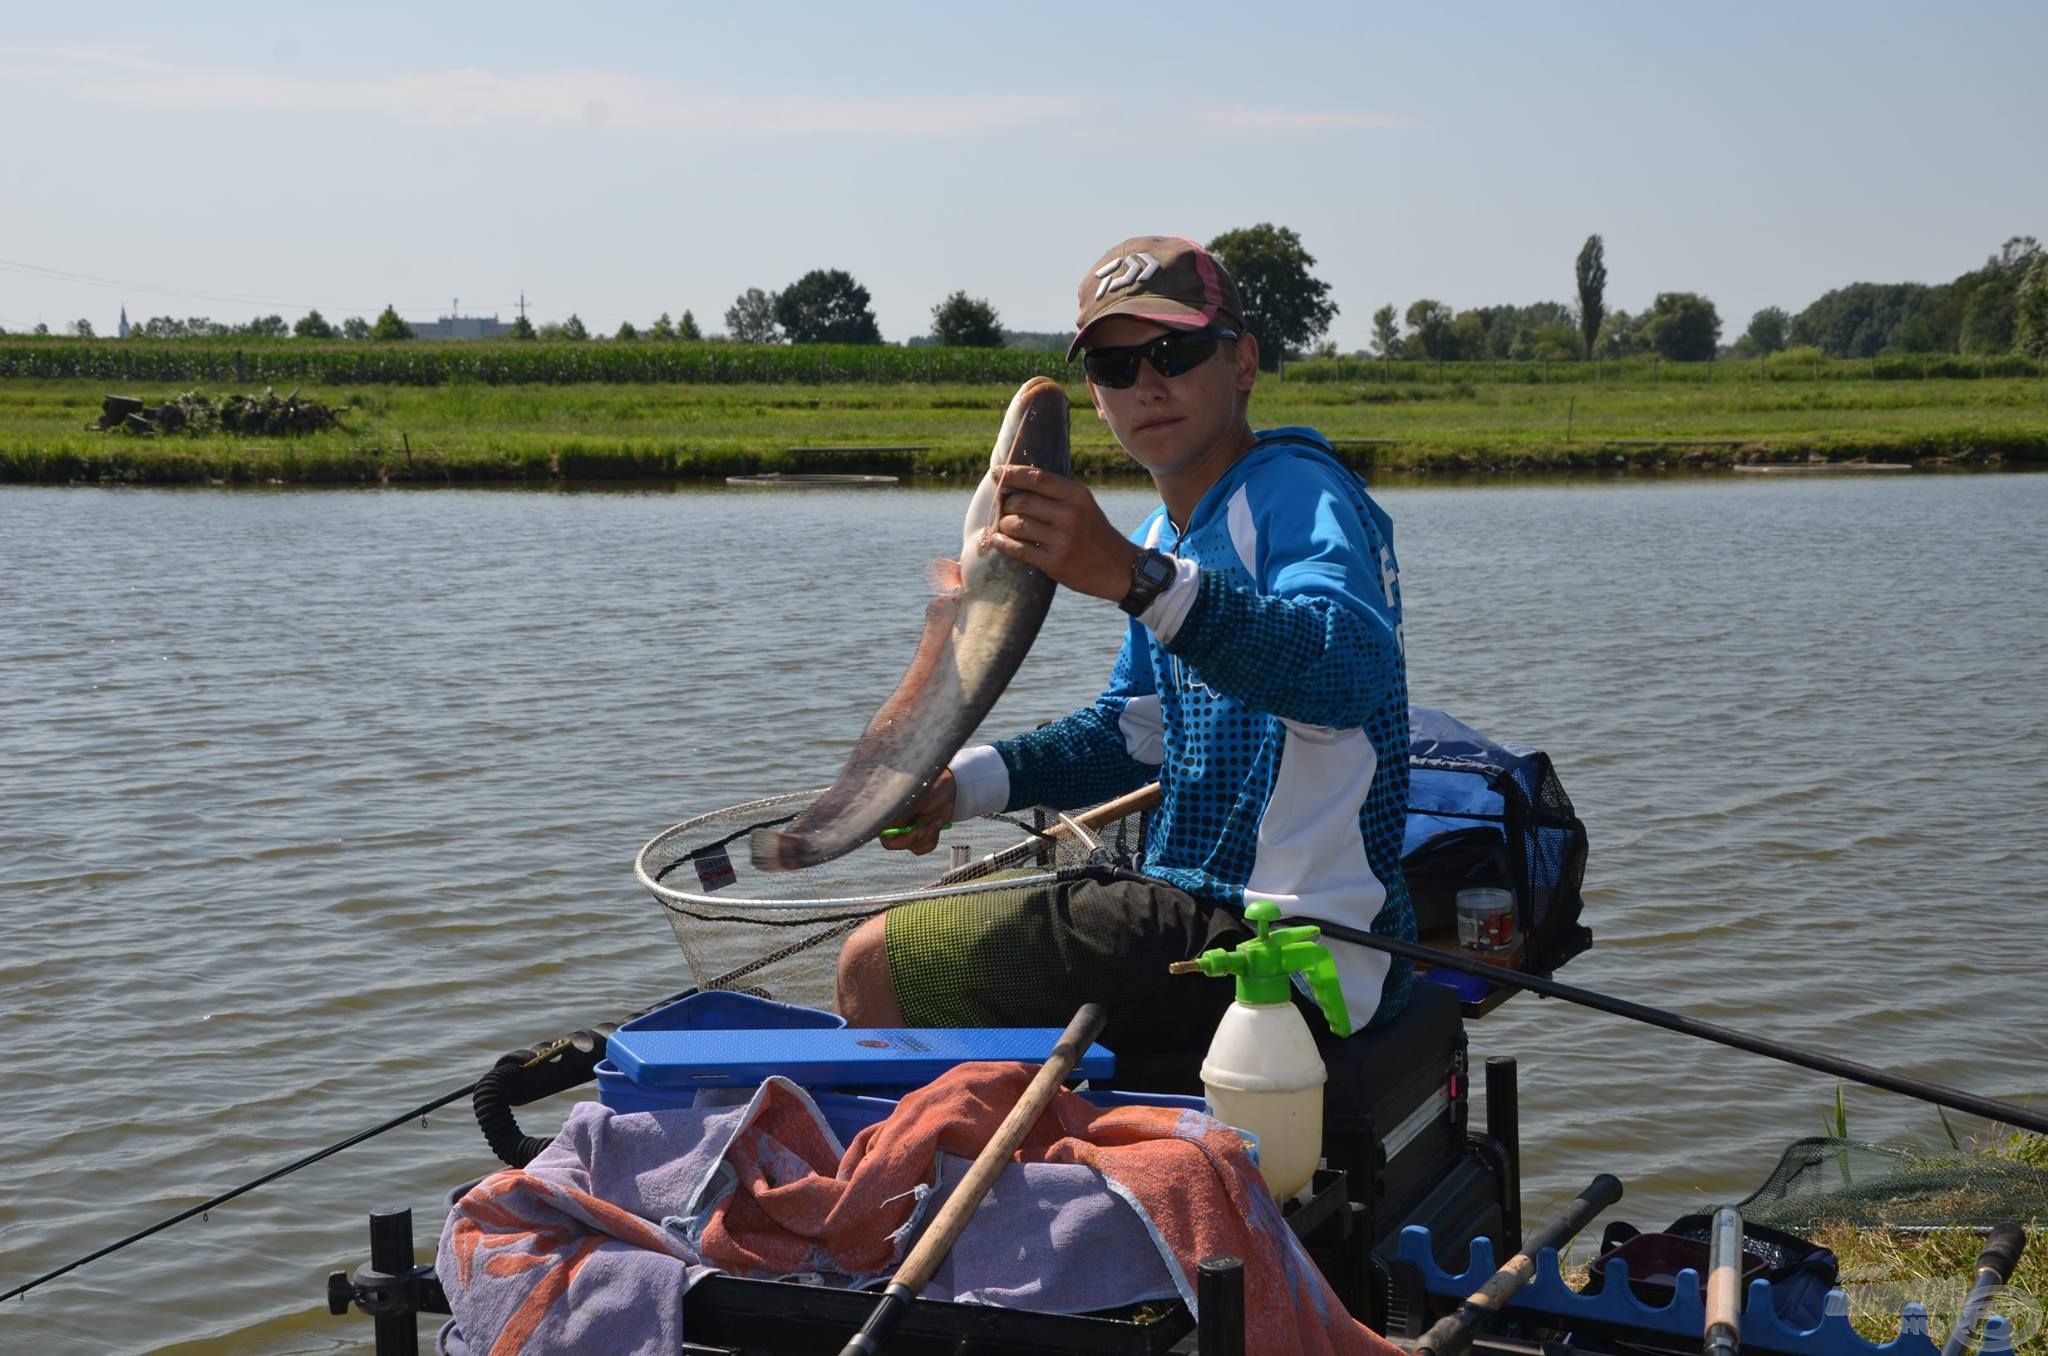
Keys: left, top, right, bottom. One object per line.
{"left": 749, "top": 826, "right": 819, "bottom": 873}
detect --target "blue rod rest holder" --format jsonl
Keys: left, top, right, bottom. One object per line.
{"left": 1396, "top": 1226, "right": 1942, "bottom": 1356}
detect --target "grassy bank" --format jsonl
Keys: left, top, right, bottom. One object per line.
{"left": 1820, "top": 1133, "right": 2048, "bottom": 1347}
{"left": 3, "top": 374, "right": 2044, "bottom": 485}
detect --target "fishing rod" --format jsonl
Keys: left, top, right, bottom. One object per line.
{"left": 837, "top": 1003, "right": 1108, "bottom": 1356}
{"left": 1, "top": 977, "right": 697, "bottom": 1305}
{"left": 1086, "top": 778, "right": 2047, "bottom": 1132}
{"left": 1, "top": 1077, "right": 479, "bottom": 1304}
{"left": 1940, "top": 1222, "right": 2028, "bottom": 1356}
{"left": 1311, "top": 919, "right": 2048, "bottom": 1138}
{"left": 6, "top": 782, "right": 1160, "bottom": 1304}
{"left": 1408, "top": 1172, "right": 1624, "bottom": 1356}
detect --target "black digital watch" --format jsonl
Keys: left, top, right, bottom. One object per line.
{"left": 1118, "top": 548, "right": 1177, "bottom": 618}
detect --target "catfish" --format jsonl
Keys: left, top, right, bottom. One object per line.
{"left": 751, "top": 377, "right": 1071, "bottom": 872}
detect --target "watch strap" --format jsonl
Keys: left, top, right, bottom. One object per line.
{"left": 1118, "top": 548, "right": 1176, "bottom": 617}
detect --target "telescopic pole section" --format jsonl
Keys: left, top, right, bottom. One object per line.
{"left": 1703, "top": 1206, "right": 1742, "bottom": 1356}
{"left": 1941, "top": 1223, "right": 2027, "bottom": 1356}
{"left": 1309, "top": 920, "right": 2048, "bottom": 1138}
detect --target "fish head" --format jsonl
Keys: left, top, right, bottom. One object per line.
{"left": 991, "top": 375, "right": 1072, "bottom": 479}
{"left": 962, "top": 377, "right": 1072, "bottom": 561}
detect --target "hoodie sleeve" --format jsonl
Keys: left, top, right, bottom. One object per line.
{"left": 988, "top": 618, "right": 1162, "bottom": 812}
{"left": 1158, "top": 461, "right": 1402, "bottom": 730}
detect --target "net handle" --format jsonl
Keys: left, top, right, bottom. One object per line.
{"left": 929, "top": 782, "right": 1162, "bottom": 887}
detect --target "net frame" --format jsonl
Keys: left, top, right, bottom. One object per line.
{"left": 633, "top": 789, "right": 1107, "bottom": 915}
{"left": 633, "top": 789, "right": 1133, "bottom": 1004}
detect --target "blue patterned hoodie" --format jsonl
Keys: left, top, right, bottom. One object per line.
{"left": 948, "top": 427, "right": 1415, "bottom": 1030}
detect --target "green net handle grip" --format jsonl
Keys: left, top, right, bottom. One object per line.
{"left": 880, "top": 820, "right": 952, "bottom": 838}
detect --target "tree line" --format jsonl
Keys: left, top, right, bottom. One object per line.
{"left": 1360, "top": 233, "right": 2047, "bottom": 365}
{"left": 8, "top": 229, "right": 2043, "bottom": 363}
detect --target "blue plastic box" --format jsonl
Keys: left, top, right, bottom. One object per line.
{"left": 603, "top": 990, "right": 1113, "bottom": 1091}
{"left": 591, "top": 990, "right": 1246, "bottom": 1160}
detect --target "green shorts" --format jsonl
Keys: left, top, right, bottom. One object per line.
{"left": 883, "top": 870, "right": 1249, "bottom": 1082}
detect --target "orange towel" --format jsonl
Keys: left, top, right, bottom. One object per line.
{"left": 700, "top": 1061, "right": 1402, "bottom": 1355}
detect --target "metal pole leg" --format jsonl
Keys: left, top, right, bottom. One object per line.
{"left": 368, "top": 1207, "right": 419, "bottom": 1356}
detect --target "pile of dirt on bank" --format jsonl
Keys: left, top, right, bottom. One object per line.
{"left": 88, "top": 389, "right": 345, "bottom": 436}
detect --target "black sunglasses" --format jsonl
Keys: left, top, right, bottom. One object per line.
{"left": 1081, "top": 325, "right": 1238, "bottom": 389}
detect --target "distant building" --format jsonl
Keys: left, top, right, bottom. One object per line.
{"left": 410, "top": 311, "right": 514, "bottom": 341}
{"left": 119, "top": 305, "right": 130, "bottom": 340}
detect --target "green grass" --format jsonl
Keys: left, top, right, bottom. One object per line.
{"left": 1818, "top": 1135, "right": 2048, "bottom": 1349}
{"left": 3, "top": 372, "right": 2045, "bottom": 485}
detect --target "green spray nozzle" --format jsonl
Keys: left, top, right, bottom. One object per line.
{"left": 1171, "top": 900, "right": 1353, "bottom": 1038}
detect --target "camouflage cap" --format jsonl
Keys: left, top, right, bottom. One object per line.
{"left": 1067, "top": 235, "right": 1245, "bottom": 360}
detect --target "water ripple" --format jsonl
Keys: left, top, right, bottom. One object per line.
{"left": 3, "top": 475, "right": 2046, "bottom": 1351}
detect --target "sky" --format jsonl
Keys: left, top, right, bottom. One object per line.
{"left": 1, "top": 1, "right": 2042, "bottom": 350}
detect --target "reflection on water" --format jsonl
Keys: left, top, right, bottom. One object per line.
{"left": 3, "top": 471, "right": 2045, "bottom": 1351}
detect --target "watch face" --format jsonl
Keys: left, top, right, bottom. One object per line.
{"left": 1122, "top": 550, "right": 1175, "bottom": 615}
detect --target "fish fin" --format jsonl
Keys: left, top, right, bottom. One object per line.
{"left": 925, "top": 557, "right": 963, "bottom": 597}
{"left": 749, "top": 826, "right": 812, "bottom": 873}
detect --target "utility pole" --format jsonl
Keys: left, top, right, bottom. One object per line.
{"left": 517, "top": 292, "right": 527, "bottom": 323}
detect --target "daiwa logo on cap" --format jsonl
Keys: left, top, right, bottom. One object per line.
{"left": 1093, "top": 251, "right": 1160, "bottom": 300}
{"left": 1069, "top": 233, "right": 1247, "bottom": 359}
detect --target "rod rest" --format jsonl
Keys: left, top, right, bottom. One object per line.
{"left": 1393, "top": 1225, "right": 1944, "bottom": 1356}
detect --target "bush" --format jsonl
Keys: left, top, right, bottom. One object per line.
{"left": 1767, "top": 345, "right": 1828, "bottom": 376}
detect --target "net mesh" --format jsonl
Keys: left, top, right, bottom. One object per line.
{"left": 634, "top": 790, "right": 1150, "bottom": 1009}
{"left": 1738, "top": 1136, "right": 2048, "bottom": 1230}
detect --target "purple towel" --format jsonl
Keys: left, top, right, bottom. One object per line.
{"left": 437, "top": 1083, "right": 1177, "bottom": 1355}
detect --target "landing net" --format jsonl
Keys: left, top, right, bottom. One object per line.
{"left": 1738, "top": 1136, "right": 2048, "bottom": 1231}
{"left": 634, "top": 789, "right": 1151, "bottom": 1009}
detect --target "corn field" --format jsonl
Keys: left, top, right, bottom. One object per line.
{"left": 5, "top": 339, "right": 2041, "bottom": 389}
{"left": 0, "top": 340, "right": 1074, "bottom": 387}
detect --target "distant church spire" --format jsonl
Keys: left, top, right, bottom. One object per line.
{"left": 119, "top": 305, "right": 130, "bottom": 340}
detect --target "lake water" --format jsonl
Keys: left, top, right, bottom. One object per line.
{"left": 4, "top": 470, "right": 2046, "bottom": 1352}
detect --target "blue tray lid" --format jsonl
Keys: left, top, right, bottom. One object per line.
{"left": 605, "top": 1025, "right": 1115, "bottom": 1089}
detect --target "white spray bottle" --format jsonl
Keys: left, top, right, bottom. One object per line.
{"left": 1171, "top": 899, "right": 1352, "bottom": 1201}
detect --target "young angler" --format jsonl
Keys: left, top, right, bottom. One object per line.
{"left": 837, "top": 236, "right": 1414, "bottom": 1073}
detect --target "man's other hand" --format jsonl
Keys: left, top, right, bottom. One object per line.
{"left": 879, "top": 768, "right": 957, "bottom": 855}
